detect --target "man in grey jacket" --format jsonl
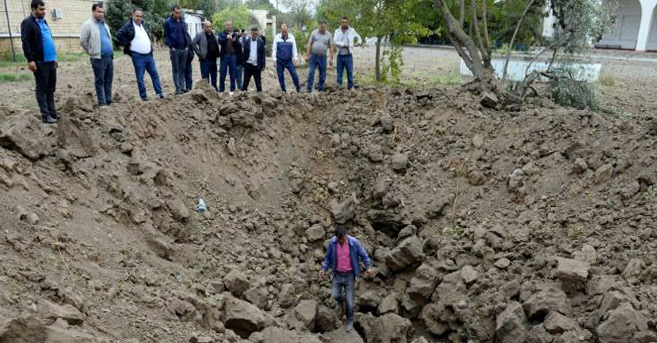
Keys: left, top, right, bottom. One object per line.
{"left": 80, "top": 2, "right": 113, "bottom": 106}
{"left": 192, "top": 21, "right": 219, "bottom": 91}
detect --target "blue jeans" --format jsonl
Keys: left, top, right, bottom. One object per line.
{"left": 170, "top": 48, "right": 188, "bottom": 93}
{"left": 332, "top": 272, "right": 355, "bottom": 325}
{"left": 185, "top": 60, "right": 193, "bottom": 91}
{"left": 337, "top": 54, "right": 354, "bottom": 90}
{"left": 236, "top": 65, "right": 243, "bottom": 90}
{"left": 131, "top": 53, "right": 163, "bottom": 100}
{"left": 219, "top": 54, "right": 237, "bottom": 92}
{"left": 307, "top": 54, "right": 327, "bottom": 92}
{"left": 91, "top": 56, "right": 113, "bottom": 105}
{"left": 276, "top": 60, "right": 300, "bottom": 93}
{"left": 200, "top": 59, "right": 218, "bottom": 91}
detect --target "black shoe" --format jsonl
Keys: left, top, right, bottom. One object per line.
{"left": 142, "top": 97, "right": 149, "bottom": 102}
{"left": 42, "top": 116, "right": 57, "bottom": 124}
{"left": 106, "top": 100, "right": 113, "bottom": 106}
{"left": 51, "top": 113, "right": 58, "bottom": 120}
{"left": 157, "top": 93, "right": 166, "bottom": 99}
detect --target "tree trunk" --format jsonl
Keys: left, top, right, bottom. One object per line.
{"left": 375, "top": 36, "right": 383, "bottom": 82}
{"left": 459, "top": 0, "right": 465, "bottom": 27}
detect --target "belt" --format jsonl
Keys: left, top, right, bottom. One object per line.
{"left": 101, "top": 54, "right": 113, "bottom": 58}
{"left": 336, "top": 271, "right": 353, "bottom": 276}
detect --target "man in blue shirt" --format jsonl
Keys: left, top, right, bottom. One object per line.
{"left": 80, "top": 3, "right": 114, "bottom": 106}
{"left": 21, "top": 0, "right": 58, "bottom": 124}
{"left": 164, "top": 4, "right": 190, "bottom": 95}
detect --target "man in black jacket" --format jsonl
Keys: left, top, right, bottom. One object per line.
{"left": 242, "top": 27, "right": 266, "bottom": 92}
{"left": 21, "top": 0, "right": 58, "bottom": 124}
{"left": 184, "top": 24, "right": 194, "bottom": 92}
{"left": 217, "top": 20, "right": 242, "bottom": 93}
{"left": 116, "top": 7, "right": 165, "bottom": 101}
{"left": 192, "top": 21, "right": 219, "bottom": 91}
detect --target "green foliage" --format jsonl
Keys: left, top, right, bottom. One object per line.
{"left": 547, "top": 68, "right": 601, "bottom": 111}
{"left": 212, "top": 5, "right": 256, "bottom": 31}
{"left": 489, "top": 0, "right": 544, "bottom": 47}
{"left": 0, "top": 72, "right": 31, "bottom": 83}
{"left": 265, "top": 30, "right": 274, "bottom": 57}
{"left": 245, "top": 0, "right": 275, "bottom": 10}
{"left": 106, "top": 0, "right": 171, "bottom": 43}
{"left": 180, "top": 0, "right": 219, "bottom": 19}
{"left": 381, "top": 44, "right": 404, "bottom": 84}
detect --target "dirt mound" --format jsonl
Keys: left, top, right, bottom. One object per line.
{"left": 1, "top": 86, "right": 656, "bottom": 343}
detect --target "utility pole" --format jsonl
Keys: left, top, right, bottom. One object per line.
{"left": 3, "top": 0, "right": 17, "bottom": 62}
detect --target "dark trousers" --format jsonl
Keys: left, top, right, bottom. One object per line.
{"left": 91, "top": 57, "right": 114, "bottom": 105}
{"left": 170, "top": 48, "right": 188, "bottom": 93}
{"left": 242, "top": 63, "right": 262, "bottom": 92}
{"left": 219, "top": 54, "right": 237, "bottom": 92}
{"left": 337, "top": 53, "right": 354, "bottom": 90}
{"left": 307, "top": 54, "right": 327, "bottom": 92}
{"left": 131, "top": 53, "right": 163, "bottom": 100}
{"left": 276, "top": 60, "right": 300, "bottom": 93}
{"left": 200, "top": 59, "right": 218, "bottom": 91}
{"left": 236, "top": 65, "right": 243, "bottom": 90}
{"left": 34, "top": 61, "right": 57, "bottom": 120}
{"left": 185, "top": 59, "right": 193, "bottom": 91}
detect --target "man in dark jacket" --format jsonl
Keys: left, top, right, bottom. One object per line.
{"left": 217, "top": 20, "right": 242, "bottom": 93}
{"left": 164, "top": 4, "right": 189, "bottom": 94}
{"left": 116, "top": 8, "right": 165, "bottom": 101}
{"left": 21, "top": 0, "right": 58, "bottom": 124}
{"left": 242, "top": 27, "right": 266, "bottom": 92}
{"left": 184, "top": 24, "right": 194, "bottom": 92}
{"left": 192, "top": 21, "right": 219, "bottom": 91}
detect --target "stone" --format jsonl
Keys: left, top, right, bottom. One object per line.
{"left": 634, "top": 330, "right": 657, "bottom": 343}
{"left": 315, "top": 305, "right": 339, "bottom": 332}
{"left": 433, "top": 271, "right": 467, "bottom": 307}
{"left": 407, "top": 263, "right": 439, "bottom": 302}
{"left": 573, "top": 244, "right": 597, "bottom": 264}
{"left": 321, "top": 329, "right": 364, "bottom": 343}
{"left": 620, "top": 180, "right": 641, "bottom": 200}
{"left": 556, "top": 258, "right": 589, "bottom": 293}
{"left": 596, "top": 302, "right": 648, "bottom": 343}
{"left": 461, "top": 265, "right": 479, "bottom": 285}
{"left": 293, "top": 299, "right": 317, "bottom": 331}
{"left": 0, "top": 115, "right": 50, "bottom": 160}
{"left": 380, "top": 114, "right": 394, "bottom": 132}
{"left": 621, "top": 258, "right": 644, "bottom": 282}
{"left": 224, "top": 270, "right": 250, "bottom": 297}
{"left": 397, "top": 225, "right": 417, "bottom": 242}
{"left": 480, "top": 91, "right": 499, "bottom": 108}
{"left": 472, "top": 134, "right": 484, "bottom": 148}
{"left": 371, "top": 313, "right": 412, "bottom": 343}
{"left": 170, "top": 299, "right": 196, "bottom": 321}
{"left": 385, "top": 236, "right": 424, "bottom": 272}
{"left": 306, "top": 224, "right": 325, "bottom": 242}
{"left": 593, "top": 164, "right": 614, "bottom": 185}
{"left": 166, "top": 197, "right": 190, "bottom": 223}
{"left": 278, "top": 283, "right": 297, "bottom": 308}
{"left": 189, "top": 334, "right": 215, "bottom": 343}
{"left": 391, "top": 153, "right": 409, "bottom": 172}
{"left": 420, "top": 303, "right": 450, "bottom": 336}
{"left": 357, "top": 290, "right": 381, "bottom": 312}
{"left": 558, "top": 329, "right": 593, "bottom": 343}
{"left": 0, "top": 316, "right": 47, "bottom": 343}
{"left": 526, "top": 324, "right": 553, "bottom": 343}
{"left": 523, "top": 285, "right": 570, "bottom": 320}
{"left": 378, "top": 293, "right": 399, "bottom": 315}
{"left": 37, "top": 300, "right": 84, "bottom": 326}
{"left": 224, "top": 296, "right": 266, "bottom": 339}
{"left": 411, "top": 338, "right": 430, "bottom": 343}
{"left": 372, "top": 178, "right": 392, "bottom": 201}
{"left": 331, "top": 198, "right": 356, "bottom": 224}
{"left": 573, "top": 158, "right": 588, "bottom": 174}
{"left": 244, "top": 287, "right": 267, "bottom": 309}
{"left": 44, "top": 321, "right": 96, "bottom": 343}
{"left": 496, "top": 302, "right": 529, "bottom": 343}
{"left": 544, "top": 312, "right": 578, "bottom": 334}
{"left": 495, "top": 258, "right": 511, "bottom": 269}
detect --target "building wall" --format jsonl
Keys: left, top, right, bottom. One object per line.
{"left": 598, "top": 0, "right": 642, "bottom": 49}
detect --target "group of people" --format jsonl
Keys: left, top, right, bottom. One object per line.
{"left": 20, "top": 0, "right": 363, "bottom": 124}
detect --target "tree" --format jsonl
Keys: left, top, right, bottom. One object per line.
{"left": 106, "top": 0, "right": 171, "bottom": 43}
{"left": 180, "top": 0, "right": 219, "bottom": 18}
{"left": 245, "top": 0, "right": 275, "bottom": 10}
{"left": 281, "top": 0, "right": 313, "bottom": 30}
{"left": 434, "top": 0, "right": 616, "bottom": 106}
{"left": 212, "top": 5, "right": 258, "bottom": 31}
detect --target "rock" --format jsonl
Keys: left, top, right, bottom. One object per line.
{"left": 558, "top": 329, "right": 593, "bottom": 343}
{"left": 224, "top": 296, "right": 266, "bottom": 339}
{"left": 278, "top": 283, "right": 297, "bottom": 308}
{"left": 315, "top": 305, "right": 339, "bottom": 332}
{"left": 472, "top": 134, "right": 484, "bottom": 148}
{"left": 145, "top": 235, "right": 174, "bottom": 260}
{"left": 306, "top": 225, "right": 325, "bottom": 242}
{"left": 523, "top": 285, "right": 570, "bottom": 320}
{"left": 380, "top": 114, "right": 394, "bottom": 132}
{"left": 321, "top": 329, "right": 364, "bottom": 343}
{"left": 224, "top": 270, "right": 250, "bottom": 297}
{"left": 407, "top": 263, "right": 439, "bottom": 302}
{"left": 411, "top": 338, "right": 430, "bottom": 343}
{"left": 496, "top": 302, "right": 528, "bottom": 343}
{"left": 391, "top": 153, "right": 409, "bottom": 172}
{"left": 544, "top": 312, "right": 578, "bottom": 334}
{"left": 170, "top": 299, "right": 196, "bottom": 321}
{"left": 526, "top": 324, "right": 553, "bottom": 343}
{"left": 331, "top": 198, "right": 356, "bottom": 225}
{"left": 621, "top": 258, "right": 644, "bottom": 282}
{"left": 189, "top": 335, "right": 214, "bottom": 343}
{"left": 634, "top": 330, "right": 657, "bottom": 343}
{"left": 371, "top": 313, "right": 412, "bottom": 343}
{"left": 244, "top": 287, "right": 267, "bottom": 309}
{"left": 495, "top": 258, "right": 511, "bottom": 269}
{"left": 378, "top": 293, "right": 399, "bottom": 315}
{"left": 0, "top": 316, "right": 47, "bottom": 343}
{"left": 37, "top": 299, "right": 84, "bottom": 326}
{"left": 44, "top": 320, "right": 96, "bottom": 343}
{"left": 0, "top": 115, "right": 50, "bottom": 160}
{"left": 433, "top": 271, "right": 467, "bottom": 307}
{"left": 357, "top": 290, "right": 381, "bottom": 312}
{"left": 573, "top": 158, "right": 588, "bottom": 174}
{"left": 260, "top": 327, "right": 318, "bottom": 343}
{"left": 292, "top": 299, "right": 317, "bottom": 331}
{"left": 372, "top": 177, "right": 392, "bottom": 201}
{"left": 166, "top": 197, "right": 190, "bottom": 223}
{"left": 397, "top": 225, "right": 417, "bottom": 241}
{"left": 385, "top": 236, "right": 424, "bottom": 272}
{"left": 461, "top": 265, "right": 479, "bottom": 285}
{"left": 420, "top": 303, "right": 450, "bottom": 336}
{"left": 556, "top": 258, "right": 589, "bottom": 293}
{"left": 480, "top": 91, "right": 499, "bottom": 108}
{"left": 596, "top": 302, "right": 648, "bottom": 343}
{"left": 593, "top": 164, "right": 614, "bottom": 185}
{"left": 573, "top": 245, "right": 597, "bottom": 264}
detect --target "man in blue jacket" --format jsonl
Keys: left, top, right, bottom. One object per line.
{"left": 164, "top": 4, "right": 189, "bottom": 94}
{"left": 217, "top": 20, "right": 241, "bottom": 93}
{"left": 320, "top": 225, "right": 375, "bottom": 332}
{"left": 241, "top": 27, "right": 265, "bottom": 92}
{"left": 272, "top": 23, "right": 301, "bottom": 93}
{"left": 21, "top": 0, "right": 58, "bottom": 124}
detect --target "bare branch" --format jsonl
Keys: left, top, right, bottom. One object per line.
{"left": 502, "top": 0, "right": 536, "bottom": 85}
{"left": 470, "top": 0, "right": 486, "bottom": 61}
{"left": 481, "top": 0, "right": 491, "bottom": 56}
{"left": 459, "top": 0, "right": 465, "bottom": 27}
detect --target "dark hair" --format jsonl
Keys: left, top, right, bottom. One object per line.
{"left": 172, "top": 3, "right": 181, "bottom": 11}
{"left": 241, "top": 29, "right": 245, "bottom": 33}
{"left": 92, "top": 2, "right": 103, "bottom": 11}
{"left": 132, "top": 7, "right": 142, "bottom": 13}
{"left": 251, "top": 27, "right": 259, "bottom": 31}
{"left": 335, "top": 225, "right": 347, "bottom": 241}
{"left": 342, "top": 16, "right": 349, "bottom": 21}
{"left": 319, "top": 19, "right": 327, "bottom": 24}
{"left": 30, "top": 0, "right": 44, "bottom": 10}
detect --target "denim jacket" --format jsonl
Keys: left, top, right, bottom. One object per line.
{"left": 321, "top": 235, "right": 371, "bottom": 277}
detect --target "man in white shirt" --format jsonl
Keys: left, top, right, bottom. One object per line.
{"left": 117, "top": 8, "right": 164, "bottom": 101}
{"left": 241, "top": 27, "right": 265, "bottom": 92}
{"left": 333, "top": 16, "right": 362, "bottom": 90}
{"left": 272, "top": 23, "right": 301, "bottom": 93}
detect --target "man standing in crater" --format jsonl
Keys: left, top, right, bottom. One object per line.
{"left": 320, "top": 224, "right": 375, "bottom": 332}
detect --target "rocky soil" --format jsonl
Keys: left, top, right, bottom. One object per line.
{"left": 1, "top": 80, "right": 657, "bottom": 343}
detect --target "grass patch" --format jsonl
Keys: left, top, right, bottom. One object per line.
{"left": 599, "top": 73, "right": 615, "bottom": 87}
{"left": 0, "top": 72, "right": 31, "bottom": 83}
{"left": 567, "top": 226, "right": 584, "bottom": 239}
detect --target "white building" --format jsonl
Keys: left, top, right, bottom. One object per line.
{"left": 544, "top": 0, "right": 657, "bottom": 51}
{"left": 250, "top": 9, "right": 276, "bottom": 37}
{"left": 183, "top": 9, "right": 204, "bottom": 39}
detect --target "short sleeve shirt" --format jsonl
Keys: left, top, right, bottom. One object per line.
{"left": 310, "top": 29, "right": 332, "bottom": 56}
